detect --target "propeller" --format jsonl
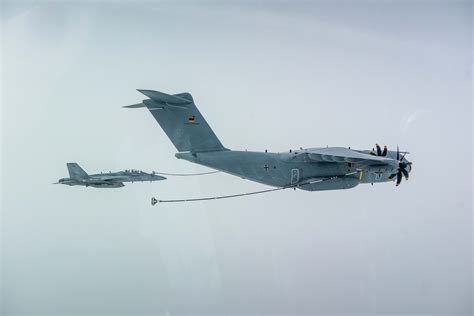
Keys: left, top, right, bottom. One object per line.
{"left": 373, "top": 143, "right": 388, "bottom": 156}
{"left": 388, "top": 145, "right": 412, "bottom": 186}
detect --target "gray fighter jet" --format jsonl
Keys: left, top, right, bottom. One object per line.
{"left": 125, "top": 90, "right": 412, "bottom": 191}
{"left": 55, "top": 163, "right": 166, "bottom": 188}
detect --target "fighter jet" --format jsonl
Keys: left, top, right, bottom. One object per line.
{"left": 125, "top": 90, "right": 412, "bottom": 191}
{"left": 55, "top": 163, "right": 166, "bottom": 188}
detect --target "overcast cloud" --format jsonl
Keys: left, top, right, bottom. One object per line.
{"left": 1, "top": 1, "right": 472, "bottom": 315}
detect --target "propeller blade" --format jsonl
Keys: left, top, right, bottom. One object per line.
{"left": 400, "top": 166, "right": 409, "bottom": 180}
{"left": 388, "top": 173, "right": 397, "bottom": 179}
{"left": 396, "top": 145, "right": 400, "bottom": 160}
{"left": 396, "top": 171, "right": 402, "bottom": 186}
{"left": 382, "top": 145, "right": 387, "bottom": 156}
{"left": 376, "top": 144, "right": 382, "bottom": 156}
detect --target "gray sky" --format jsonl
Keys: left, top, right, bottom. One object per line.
{"left": 1, "top": 1, "right": 472, "bottom": 315}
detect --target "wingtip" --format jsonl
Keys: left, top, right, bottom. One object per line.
{"left": 137, "top": 89, "right": 153, "bottom": 95}
{"left": 123, "top": 103, "right": 146, "bottom": 109}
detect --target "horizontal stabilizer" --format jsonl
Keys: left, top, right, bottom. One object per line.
{"left": 173, "top": 93, "right": 194, "bottom": 103}
{"left": 123, "top": 103, "right": 146, "bottom": 108}
{"left": 137, "top": 89, "right": 191, "bottom": 105}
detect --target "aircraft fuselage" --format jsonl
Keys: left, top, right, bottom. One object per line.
{"left": 176, "top": 149, "right": 408, "bottom": 191}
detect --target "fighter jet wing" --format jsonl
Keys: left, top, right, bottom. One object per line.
{"left": 88, "top": 175, "right": 125, "bottom": 182}
{"left": 304, "top": 147, "right": 398, "bottom": 166}
{"left": 90, "top": 173, "right": 166, "bottom": 182}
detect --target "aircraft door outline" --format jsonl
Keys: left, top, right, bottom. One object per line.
{"left": 291, "top": 168, "right": 300, "bottom": 184}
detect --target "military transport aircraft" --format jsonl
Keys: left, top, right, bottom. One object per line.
{"left": 125, "top": 90, "right": 412, "bottom": 192}
{"left": 55, "top": 163, "right": 166, "bottom": 188}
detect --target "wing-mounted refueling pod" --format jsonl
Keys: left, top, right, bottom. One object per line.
{"left": 124, "top": 90, "right": 192, "bottom": 110}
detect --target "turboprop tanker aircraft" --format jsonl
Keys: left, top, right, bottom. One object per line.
{"left": 125, "top": 90, "right": 412, "bottom": 195}
{"left": 55, "top": 163, "right": 166, "bottom": 188}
